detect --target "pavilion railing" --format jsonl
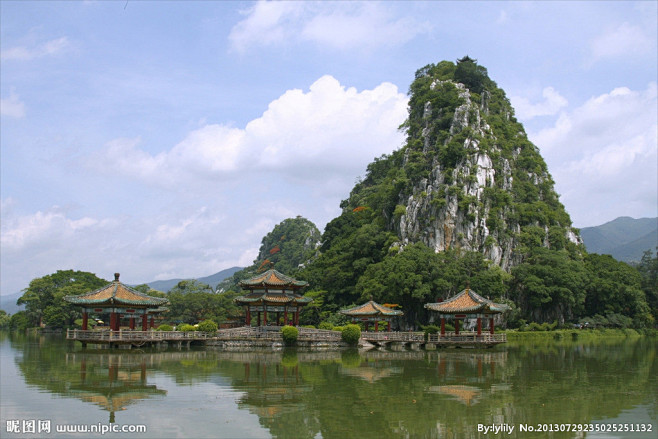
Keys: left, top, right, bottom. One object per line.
{"left": 66, "top": 329, "right": 213, "bottom": 342}
{"left": 361, "top": 331, "right": 425, "bottom": 343}
{"left": 361, "top": 331, "right": 506, "bottom": 344}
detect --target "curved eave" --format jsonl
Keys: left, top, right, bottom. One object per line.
{"left": 340, "top": 301, "right": 404, "bottom": 317}
{"left": 238, "top": 269, "right": 309, "bottom": 289}
{"left": 424, "top": 303, "right": 509, "bottom": 314}
{"left": 423, "top": 288, "right": 509, "bottom": 315}
{"left": 64, "top": 297, "right": 169, "bottom": 307}
{"left": 234, "top": 295, "right": 313, "bottom": 305}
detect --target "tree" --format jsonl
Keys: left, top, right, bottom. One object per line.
{"left": 511, "top": 248, "right": 587, "bottom": 324}
{"left": 454, "top": 56, "right": 492, "bottom": 94}
{"left": 17, "top": 270, "right": 108, "bottom": 328}
{"left": 584, "top": 253, "right": 652, "bottom": 327}
{"left": 0, "top": 310, "right": 10, "bottom": 329}
{"left": 636, "top": 249, "right": 658, "bottom": 324}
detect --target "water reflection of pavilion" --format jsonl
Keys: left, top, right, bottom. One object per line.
{"left": 64, "top": 352, "right": 167, "bottom": 423}
{"left": 427, "top": 351, "right": 508, "bottom": 407}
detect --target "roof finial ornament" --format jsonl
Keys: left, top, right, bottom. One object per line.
{"left": 465, "top": 280, "right": 470, "bottom": 290}
{"left": 114, "top": 273, "right": 120, "bottom": 282}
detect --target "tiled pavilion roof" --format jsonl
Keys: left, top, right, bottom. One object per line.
{"left": 340, "top": 301, "right": 404, "bottom": 318}
{"left": 424, "top": 288, "right": 508, "bottom": 314}
{"left": 234, "top": 293, "right": 313, "bottom": 305}
{"left": 238, "top": 269, "right": 308, "bottom": 290}
{"left": 235, "top": 269, "right": 311, "bottom": 306}
{"left": 64, "top": 273, "right": 169, "bottom": 308}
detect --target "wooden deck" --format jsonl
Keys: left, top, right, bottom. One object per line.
{"left": 66, "top": 327, "right": 505, "bottom": 348}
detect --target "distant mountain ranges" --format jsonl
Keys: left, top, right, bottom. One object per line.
{"left": 144, "top": 266, "right": 243, "bottom": 293}
{"left": 579, "top": 216, "right": 657, "bottom": 263}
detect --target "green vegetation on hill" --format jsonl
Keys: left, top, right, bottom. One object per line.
{"left": 4, "top": 60, "right": 656, "bottom": 333}
{"left": 220, "top": 216, "right": 321, "bottom": 292}
{"left": 299, "top": 58, "right": 654, "bottom": 329}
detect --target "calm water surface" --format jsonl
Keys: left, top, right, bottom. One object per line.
{"left": 0, "top": 332, "right": 656, "bottom": 439}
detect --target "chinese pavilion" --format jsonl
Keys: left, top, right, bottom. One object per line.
{"left": 234, "top": 269, "right": 312, "bottom": 326}
{"left": 64, "top": 273, "right": 169, "bottom": 331}
{"left": 340, "top": 300, "right": 403, "bottom": 332}
{"left": 424, "top": 287, "right": 508, "bottom": 336}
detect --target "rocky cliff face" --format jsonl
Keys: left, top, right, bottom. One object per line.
{"left": 348, "top": 59, "right": 582, "bottom": 271}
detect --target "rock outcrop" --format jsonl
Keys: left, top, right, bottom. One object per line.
{"left": 349, "top": 58, "right": 582, "bottom": 271}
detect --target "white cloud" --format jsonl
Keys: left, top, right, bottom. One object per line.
{"left": 510, "top": 87, "right": 568, "bottom": 119}
{"left": 96, "top": 75, "right": 408, "bottom": 197}
{"left": 0, "top": 202, "right": 249, "bottom": 292}
{"left": 588, "top": 22, "right": 653, "bottom": 64}
{"left": 301, "top": 3, "right": 429, "bottom": 50}
{"left": 1, "top": 36, "right": 70, "bottom": 61}
{"left": 229, "top": 2, "right": 429, "bottom": 52}
{"left": 529, "top": 83, "right": 657, "bottom": 227}
{"left": 229, "top": 1, "right": 303, "bottom": 52}
{"left": 0, "top": 91, "right": 26, "bottom": 118}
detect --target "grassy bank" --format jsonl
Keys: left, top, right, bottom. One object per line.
{"left": 503, "top": 328, "right": 650, "bottom": 341}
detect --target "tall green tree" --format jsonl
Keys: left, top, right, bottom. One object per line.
{"left": 511, "top": 248, "right": 587, "bottom": 324}
{"left": 636, "top": 249, "right": 658, "bottom": 324}
{"left": 17, "top": 270, "right": 108, "bottom": 328}
{"left": 583, "top": 253, "right": 652, "bottom": 327}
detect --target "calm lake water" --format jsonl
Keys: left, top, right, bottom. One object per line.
{"left": 1, "top": 332, "right": 656, "bottom": 439}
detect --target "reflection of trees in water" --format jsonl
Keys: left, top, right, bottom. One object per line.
{"left": 10, "top": 333, "right": 657, "bottom": 438}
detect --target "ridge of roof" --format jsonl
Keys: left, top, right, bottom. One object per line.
{"left": 424, "top": 288, "right": 508, "bottom": 314}
{"left": 238, "top": 268, "right": 308, "bottom": 288}
{"left": 64, "top": 279, "right": 169, "bottom": 307}
{"left": 340, "top": 300, "right": 404, "bottom": 316}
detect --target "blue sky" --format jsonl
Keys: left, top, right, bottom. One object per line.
{"left": 1, "top": 1, "right": 656, "bottom": 295}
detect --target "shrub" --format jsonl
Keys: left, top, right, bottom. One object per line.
{"left": 178, "top": 324, "right": 196, "bottom": 332}
{"left": 197, "top": 320, "right": 218, "bottom": 333}
{"left": 156, "top": 324, "right": 173, "bottom": 331}
{"left": 341, "top": 324, "right": 361, "bottom": 346}
{"left": 318, "top": 321, "right": 334, "bottom": 330}
{"left": 281, "top": 325, "right": 299, "bottom": 346}
{"left": 527, "top": 322, "right": 543, "bottom": 332}
{"left": 423, "top": 325, "right": 440, "bottom": 341}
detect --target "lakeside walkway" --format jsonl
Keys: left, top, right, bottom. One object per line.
{"left": 66, "top": 326, "right": 506, "bottom": 348}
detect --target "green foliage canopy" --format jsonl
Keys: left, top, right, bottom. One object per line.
{"left": 17, "top": 270, "right": 108, "bottom": 329}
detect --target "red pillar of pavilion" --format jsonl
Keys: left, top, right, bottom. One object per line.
{"left": 477, "top": 317, "right": 482, "bottom": 336}
{"left": 440, "top": 318, "right": 446, "bottom": 335}
{"left": 109, "top": 312, "right": 117, "bottom": 331}
{"left": 489, "top": 317, "right": 495, "bottom": 334}
{"left": 283, "top": 308, "right": 288, "bottom": 326}
{"left": 149, "top": 316, "right": 154, "bottom": 329}
{"left": 455, "top": 319, "right": 460, "bottom": 335}
{"left": 129, "top": 317, "right": 135, "bottom": 330}
{"left": 246, "top": 309, "right": 251, "bottom": 326}
{"left": 263, "top": 310, "right": 268, "bottom": 326}
{"left": 387, "top": 321, "right": 391, "bottom": 332}
{"left": 374, "top": 321, "right": 379, "bottom": 332}
{"left": 82, "top": 312, "right": 89, "bottom": 330}
{"left": 142, "top": 314, "right": 148, "bottom": 331}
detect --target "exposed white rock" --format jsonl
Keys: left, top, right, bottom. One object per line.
{"left": 396, "top": 79, "right": 581, "bottom": 273}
